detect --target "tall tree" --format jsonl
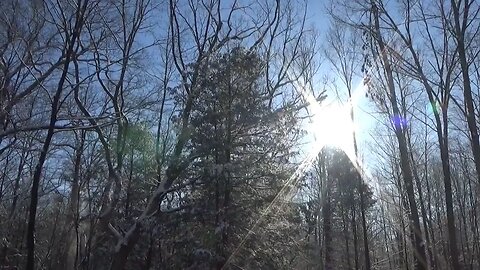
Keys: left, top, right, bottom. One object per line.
{"left": 324, "top": 21, "right": 372, "bottom": 270}
{"left": 26, "top": 1, "right": 89, "bottom": 269}
{"left": 365, "top": 2, "right": 427, "bottom": 269}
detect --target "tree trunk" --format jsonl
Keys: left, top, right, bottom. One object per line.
{"left": 25, "top": 2, "right": 87, "bottom": 268}
{"left": 359, "top": 181, "right": 371, "bottom": 270}
{"left": 352, "top": 206, "right": 359, "bottom": 270}
{"left": 451, "top": 0, "right": 480, "bottom": 184}
{"left": 322, "top": 182, "right": 333, "bottom": 270}
{"left": 64, "top": 133, "right": 85, "bottom": 270}
{"left": 370, "top": 2, "right": 426, "bottom": 269}
{"left": 408, "top": 134, "right": 434, "bottom": 270}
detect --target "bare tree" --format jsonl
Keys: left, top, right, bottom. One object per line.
{"left": 324, "top": 21, "right": 372, "bottom": 270}
{"left": 26, "top": 1, "right": 90, "bottom": 269}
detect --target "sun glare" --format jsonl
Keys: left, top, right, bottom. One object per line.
{"left": 224, "top": 78, "right": 375, "bottom": 267}
{"left": 304, "top": 99, "right": 357, "bottom": 163}
{"left": 313, "top": 104, "right": 355, "bottom": 149}
{"left": 289, "top": 73, "right": 368, "bottom": 177}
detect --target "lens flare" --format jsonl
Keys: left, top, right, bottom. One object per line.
{"left": 391, "top": 115, "right": 408, "bottom": 130}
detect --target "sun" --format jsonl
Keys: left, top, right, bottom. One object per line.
{"left": 314, "top": 104, "right": 355, "bottom": 149}
{"left": 290, "top": 74, "right": 361, "bottom": 168}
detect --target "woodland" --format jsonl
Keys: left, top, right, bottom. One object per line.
{"left": 0, "top": 0, "right": 480, "bottom": 269}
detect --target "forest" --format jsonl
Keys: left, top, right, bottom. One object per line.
{"left": 0, "top": 0, "right": 479, "bottom": 269}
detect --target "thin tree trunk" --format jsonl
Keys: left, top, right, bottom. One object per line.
{"left": 381, "top": 203, "right": 393, "bottom": 270}
{"left": 9, "top": 151, "right": 26, "bottom": 219}
{"left": 450, "top": 0, "right": 480, "bottom": 185}
{"left": 370, "top": 3, "right": 426, "bottom": 268}
{"left": 352, "top": 205, "right": 359, "bottom": 270}
{"left": 25, "top": 2, "right": 87, "bottom": 268}
{"left": 322, "top": 181, "right": 333, "bottom": 270}
{"left": 359, "top": 184, "right": 371, "bottom": 270}
{"left": 342, "top": 207, "right": 352, "bottom": 269}
{"left": 408, "top": 135, "right": 433, "bottom": 269}
{"left": 64, "top": 132, "right": 85, "bottom": 270}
